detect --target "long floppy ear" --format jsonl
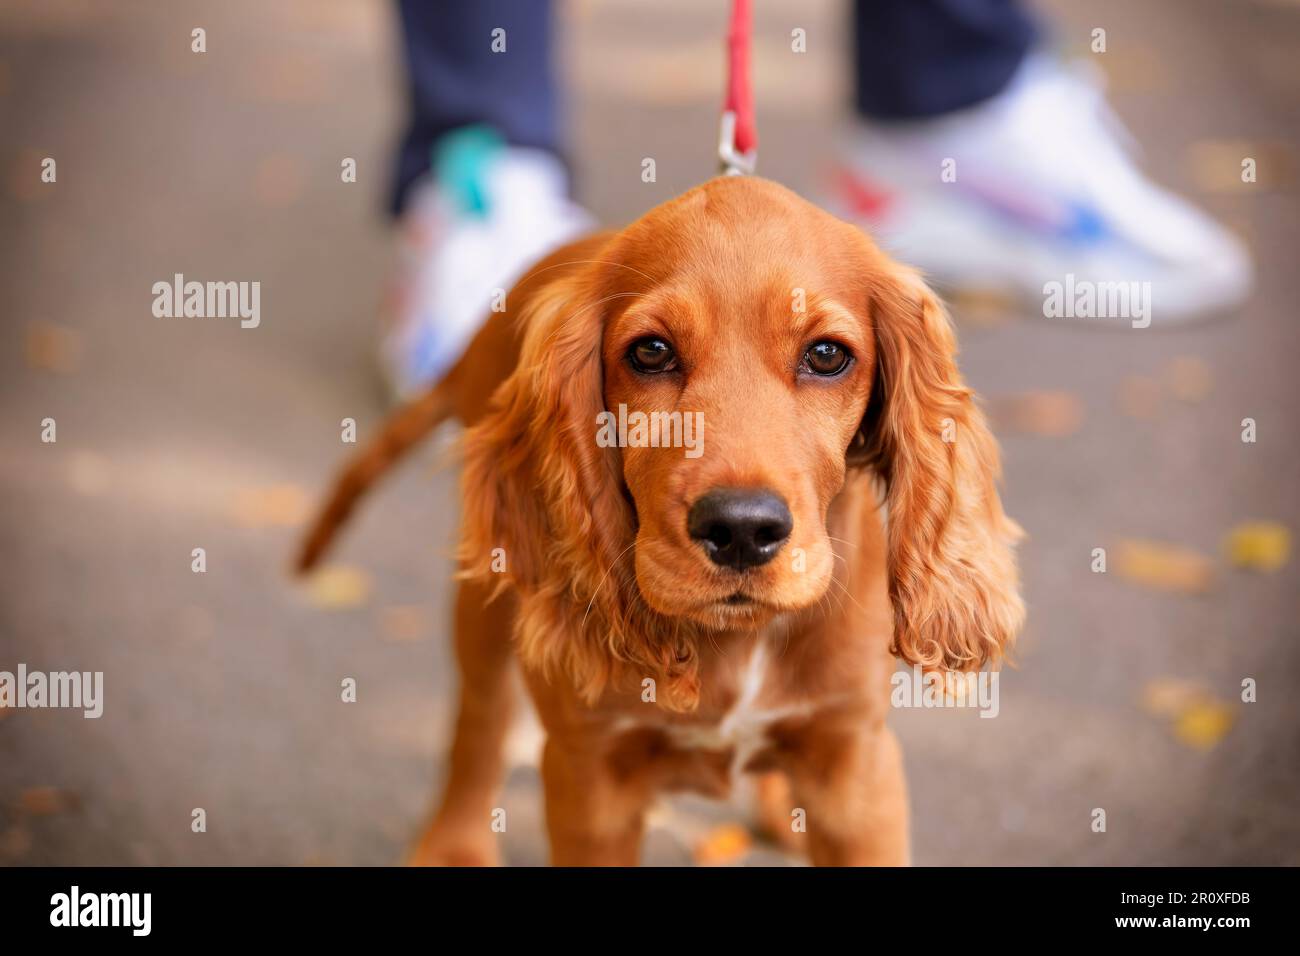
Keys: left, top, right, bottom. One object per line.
{"left": 857, "top": 267, "right": 1024, "bottom": 671}
{"left": 458, "top": 262, "right": 641, "bottom": 696}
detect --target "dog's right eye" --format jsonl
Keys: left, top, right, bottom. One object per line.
{"left": 802, "top": 341, "right": 851, "bottom": 377}
{"left": 628, "top": 337, "right": 678, "bottom": 373}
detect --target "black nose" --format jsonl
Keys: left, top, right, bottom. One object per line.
{"left": 687, "top": 488, "right": 793, "bottom": 571}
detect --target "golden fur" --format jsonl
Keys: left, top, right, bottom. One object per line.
{"left": 297, "top": 176, "right": 1023, "bottom": 865}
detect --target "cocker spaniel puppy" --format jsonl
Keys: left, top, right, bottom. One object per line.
{"left": 298, "top": 176, "right": 1023, "bottom": 866}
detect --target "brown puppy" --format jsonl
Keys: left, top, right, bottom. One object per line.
{"left": 297, "top": 176, "right": 1023, "bottom": 866}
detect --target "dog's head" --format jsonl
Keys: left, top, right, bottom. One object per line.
{"left": 462, "top": 177, "right": 1021, "bottom": 707}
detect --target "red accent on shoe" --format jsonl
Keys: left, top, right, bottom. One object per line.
{"left": 834, "top": 167, "right": 894, "bottom": 220}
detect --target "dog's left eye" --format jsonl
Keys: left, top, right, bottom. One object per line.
{"left": 628, "top": 337, "right": 678, "bottom": 373}
{"left": 802, "top": 341, "right": 851, "bottom": 376}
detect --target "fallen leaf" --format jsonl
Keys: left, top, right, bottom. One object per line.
{"left": 379, "top": 604, "right": 431, "bottom": 643}
{"left": 231, "top": 483, "right": 311, "bottom": 528}
{"left": 25, "top": 320, "right": 81, "bottom": 373}
{"left": 19, "top": 786, "right": 79, "bottom": 816}
{"left": 1114, "top": 539, "right": 1214, "bottom": 594}
{"left": 1141, "top": 677, "right": 1210, "bottom": 718}
{"left": 1141, "top": 679, "right": 1236, "bottom": 751}
{"left": 947, "top": 288, "right": 1019, "bottom": 328}
{"left": 1095, "top": 48, "right": 1171, "bottom": 94}
{"left": 8, "top": 148, "right": 50, "bottom": 203}
{"left": 693, "top": 823, "right": 752, "bottom": 866}
{"left": 1187, "top": 139, "right": 1296, "bottom": 192}
{"left": 1173, "top": 700, "right": 1236, "bottom": 750}
{"left": 988, "top": 391, "right": 1084, "bottom": 437}
{"left": 1225, "top": 521, "right": 1291, "bottom": 572}
{"left": 0, "top": 826, "right": 31, "bottom": 861}
{"left": 304, "top": 564, "right": 371, "bottom": 610}
{"left": 1164, "top": 356, "right": 1213, "bottom": 403}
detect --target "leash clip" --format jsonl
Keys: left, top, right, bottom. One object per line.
{"left": 718, "top": 110, "right": 756, "bottom": 176}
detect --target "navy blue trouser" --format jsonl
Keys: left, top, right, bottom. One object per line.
{"left": 392, "top": 0, "right": 1037, "bottom": 213}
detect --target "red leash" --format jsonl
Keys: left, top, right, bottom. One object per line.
{"left": 719, "top": 0, "right": 756, "bottom": 175}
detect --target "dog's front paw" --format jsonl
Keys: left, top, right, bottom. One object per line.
{"left": 405, "top": 823, "right": 501, "bottom": 867}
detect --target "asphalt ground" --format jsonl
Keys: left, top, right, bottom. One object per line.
{"left": 1, "top": 0, "right": 1297, "bottom": 865}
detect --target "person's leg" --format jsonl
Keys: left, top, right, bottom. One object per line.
{"left": 381, "top": 0, "right": 590, "bottom": 399}
{"left": 837, "top": 0, "right": 1251, "bottom": 324}
{"left": 392, "top": 0, "right": 559, "bottom": 215}
{"left": 852, "top": 0, "right": 1037, "bottom": 120}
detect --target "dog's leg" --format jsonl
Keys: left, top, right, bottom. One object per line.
{"left": 786, "top": 722, "right": 910, "bottom": 866}
{"left": 541, "top": 738, "right": 650, "bottom": 866}
{"left": 752, "top": 770, "right": 808, "bottom": 855}
{"left": 408, "top": 580, "right": 516, "bottom": 866}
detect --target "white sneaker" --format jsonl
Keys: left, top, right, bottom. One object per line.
{"left": 381, "top": 134, "right": 593, "bottom": 399}
{"left": 831, "top": 56, "right": 1252, "bottom": 325}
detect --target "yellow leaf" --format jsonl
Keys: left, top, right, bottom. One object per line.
{"left": 231, "top": 483, "right": 311, "bottom": 528}
{"left": 1114, "top": 539, "right": 1214, "bottom": 594}
{"left": 1140, "top": 680, "right": 1236, "bottom": 751}
{"left": 379, "top": 605, "right": 431, "bottom": 643}
{"left": 1173, "top": 702, "right": 1236, "bottom": 751}
{"left": 1164, "top": 356, "right": 1213, "bottom": 403}
{"left": 304, "top": 565, "right": 371, "bottom": 610}
{"left": 1225, "top": 521, "right": 1291, "bottom": 573}
{"left": 988, "top": 391, "right": 1084, "bottom": 437}
{"left": 1186, "top": 139, "right": 1296, "bottom": 192}
{"left": 19, "top": 786, "right": 78, "bottom": 816}
{"left": 1095, "top": 49, "right": 1172, "bottom": 95}
{"left": 693, "top": 824, "right": 751, "bottom": 866}
{"left": 947, "top": 288, "right": 1019, "bottom": 329}
{"left": 25, "top": 321, "right": 82, "bottom": 374}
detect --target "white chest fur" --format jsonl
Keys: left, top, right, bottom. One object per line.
{"left": 618, "top": 638, "right": 822, "bottom": 770}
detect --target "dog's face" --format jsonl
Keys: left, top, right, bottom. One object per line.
{"left": 601, "top": 189, "right": 876, "bottom": 628}
{"left": 461, "top": 176, "right": 1022, "bottom": 703}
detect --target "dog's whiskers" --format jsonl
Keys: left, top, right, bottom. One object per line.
{"left": 826, "top": 559, "right": 870, "bottom": 618}
{"left": 580, "top": 540, "right": 639, "bottom": 635}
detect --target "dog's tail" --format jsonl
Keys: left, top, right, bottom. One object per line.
{"left": 295, "top": 381, "right": 457, "bottom": 574}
